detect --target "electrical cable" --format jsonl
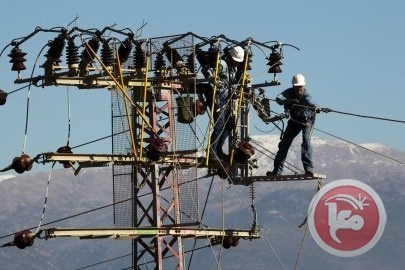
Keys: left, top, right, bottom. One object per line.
{"left": 293, "top": 222, "right": 310, "bottom": 270}
{"left": 314, "top": 127, "right": 405, "bottom": 164}
{"left": 6, "top": 84, "right": 30, "bottom": 95}
{"left": 70, "top": 129, "right": 129, "bottom": 150}
{"left": 171, "top": 151, "right": 226, "bottom": 269}
{"left": 257, "top": 229, "right": 287, "bottom": 270}
{"left": 74, "top": 253, "right": 132, "bottom": 270}
{"left": 290, "top": 103, "right": 405, "bottom": 125}
{"left": 118, "top": 244, "right": 212, "bottom": 270}
{"left": 4, "top": 30, "right": 404, "bottom": 269}
{"left": 34, "top": 162, "right": 56, "bottom": 234}
{"left": 66, "top": 87, "right": 71, "bottom": 146}
{"left": 269, "top": 102, "right": 405, "bottom": 164}
{"left": 293, "top": 179, "right": 323, "bottom": 270}
{"left": 21, "top": 43, "right": 48, "bottom": 155}
{"left": 250, "top": 138, "right": 302, "bottom": 174}
{"left": 187, "top": 175, "right": 215, "bottom": 270}
{"left": 0, "top": 197, "right": 129, "bottom": 241}
{"left": 330, "top": 109, "right": 405, "bottom": 124}
{"left": 215, "top": 160, "right": 288, "bottom": 270}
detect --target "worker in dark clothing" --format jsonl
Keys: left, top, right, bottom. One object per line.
{"left": 201, "top": 46, "right": 245, "bottom": 162}
{"left": 268, "top": 73, "right": 318, "bottom": 176}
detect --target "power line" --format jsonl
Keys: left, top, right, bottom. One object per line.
{"left": 0, "top": 175, "right": 213, "bottom": 242}
{"left": 0, "top": 198, "right": 129, "bottom": 241}
{"left": 314, "top": 127, "right": 405, "bottom": 164}
{"left": 330, "top": 109, "right": 405, "bottom": 124}
{"left": 74, "top": 252, "right": 132, "bottom": 270}
{"left": 264, "top": 104, "right": 405, "bottom": 164}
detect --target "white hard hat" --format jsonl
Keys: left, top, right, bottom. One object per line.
{"left": 229, "top": 46, "right": 245, "bottom": 62}
{"left": 292, "top": 73, "right": 306, "bottom": 86}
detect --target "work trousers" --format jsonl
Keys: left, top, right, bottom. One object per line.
{"left": 210, "top": 105, "right": 232, "bottom": 159}
{"left": 273, "top": 120, "right": 314, "bottom": 174}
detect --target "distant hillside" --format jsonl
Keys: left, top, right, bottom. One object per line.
{"left": 0, "top": 135, "right": 404, "bottom": 270}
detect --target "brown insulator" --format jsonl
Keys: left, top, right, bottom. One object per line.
{"left": 221, "top": 236, "right": 239, "bottom": 249}
{"left": 11, "top": 154, "right": 33, "bottom": 174}
{"left": 231, "top": 236, "right": 240, "bottom": 247}
{"left": 267, "top": 51, "right": 282, "bottom": 73}
{"left": 56, "top": 146, "right": 74, "bottom": 168}
{"left": 261, "top": 98, "right": 270, "bottom": 115}
{"left": 101, "top": 40, "right": 113, "bottom": 67}
{"left": 154, "top": 53, "right": 166, "bottom": 77}
{"left": 46, "top": 34, "right": 66, "bottom": 63}
{"left": 234, "top": 142, "right": 255, "bottom": 164}
{"left": 80, "top": 37, "right": 100, "bottom": 64}
{"left": 134, "top": 42, "right": 146, "bottom": 69}
{"left": 79, "top": 37, "right": 99, "bottom": 76}
{"left": 118, "top": 37, "right": 133, "bottom": 64}
{"left": 0, "top": 89, "right": 7, "bottom": 106}
{"left": 14, "top": 230, "right": 34, "bottom": 249}
{"left": 66, "top": 38, "right": 79, "bottom": 68}
{"left": 8, "top": 47, "right": 27, "bottom": 71}
{"left": 194, "top": 99, "right": 206, "bottom": 116}
{"left": 146, "top": 137, "right": 168, "bottom": 161}
{"left": 257, "top": 97, "right": 271, "bottom": 123}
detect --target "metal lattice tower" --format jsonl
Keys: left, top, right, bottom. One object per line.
{"left": 112, "top": 34, "right": 199, "bottom": 269}
{"left": 1, "top": 26, "right": 325, "bottom": 270}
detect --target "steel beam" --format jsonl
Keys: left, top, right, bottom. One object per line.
{"left": 41, "top": 227, "right": 260, "bottom": 240}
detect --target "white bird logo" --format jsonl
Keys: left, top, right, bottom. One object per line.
{"left": 325, "top": 194, "right": 369, "bottom": 243}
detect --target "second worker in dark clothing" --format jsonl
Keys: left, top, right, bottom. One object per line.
{"left": 201, "top": 46, "right": 245, "bottom": 162}
{"left": 269, "top": 73, "right": 318, "bottom": 176}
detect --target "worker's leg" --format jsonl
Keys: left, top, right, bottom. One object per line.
{"left": 272, "top": 121, "right": 301, "bottom": 174}
{"left": 301, "top": 123, "right": 314, "bottom": 174}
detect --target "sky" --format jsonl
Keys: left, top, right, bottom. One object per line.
{"left": 1, "top": 0, "right": 405, "bottom": 176}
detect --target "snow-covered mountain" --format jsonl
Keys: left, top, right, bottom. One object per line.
{"left": 0, "top": 135, "right": 404, "bottom": 270}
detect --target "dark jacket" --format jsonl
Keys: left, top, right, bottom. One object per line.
{"left": 276, "top": 87, "right": 318, "bottom": 124}
{"left": 201, "top": 59, "right": 240, "bottom": 107}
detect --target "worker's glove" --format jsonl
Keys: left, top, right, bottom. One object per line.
{"left": 214, "top": 80, "right": 225, "bottom": 89}
{"left": 321, "top": 107, "right": 331, "bottom": 113}
{"left": 283, "top": 99, "right": 298, "bottom": 105}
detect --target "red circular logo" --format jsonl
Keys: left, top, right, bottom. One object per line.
{"left": 308, "top": 179, "right": 386, "bottom": 257}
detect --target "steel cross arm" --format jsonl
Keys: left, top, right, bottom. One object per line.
{"left": 231, "top": 173, "right": 326, "bottom": 185}
{"left": 41, "top": 227, "right": 260, "bottom": 240}
{"left": 14, "top": 75, "right": 152, "bottom": 89}
{"left": 40, "top": 152, "right": 199, "bottom": 166}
